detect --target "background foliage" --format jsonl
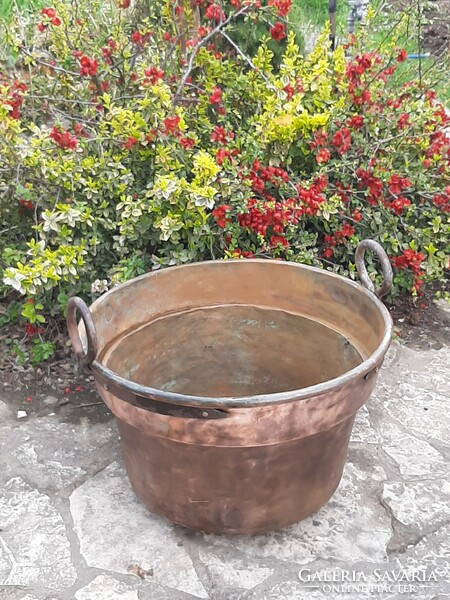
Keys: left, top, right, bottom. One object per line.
{"left": 0, "top": 0, "right": 449, "bottom": 364}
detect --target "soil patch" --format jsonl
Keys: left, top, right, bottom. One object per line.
{"left": 422, "top": 0, "right": 450, "bottom": 55}
{"left": 388, "top": 281, "right": 450, "bottom": 349}
{"left": 386, "top": 0, "right": 450, "bottom": 55}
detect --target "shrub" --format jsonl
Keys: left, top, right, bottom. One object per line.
{"left": 0, "top": 0, "right": 448, "bottom": 363}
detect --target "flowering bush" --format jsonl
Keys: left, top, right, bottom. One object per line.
{"left": 0, "top": 0, "right": 449, "bottom": 362}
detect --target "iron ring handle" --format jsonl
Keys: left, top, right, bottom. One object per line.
{"left": 355, "top": 239, "right": 393, "bottom": 299}
{"left": 66, "top": 296, "right": 98, "bottom": 366}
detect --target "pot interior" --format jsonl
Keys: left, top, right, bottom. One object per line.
{"left": 100, "top": 305, "right": 363, "bottom": 397}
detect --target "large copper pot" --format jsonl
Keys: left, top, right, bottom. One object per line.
{"left": 67, "top": 240, "right": 393, "bottom": 534}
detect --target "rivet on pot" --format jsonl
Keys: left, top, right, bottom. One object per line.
{"left": 104, "top": 304, "right": 113, "bottom": 323}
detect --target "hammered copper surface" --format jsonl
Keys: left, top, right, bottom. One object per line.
{"left": 103, "top": 306, "right": 363, "bottom": 397}
{"left": 69, "top": 257, "right": 393, "bottom": 534}
{"left": 117, "top": 416, "right": 356, "bottom": 534}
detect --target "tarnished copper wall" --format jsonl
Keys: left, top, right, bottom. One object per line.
{"left": 68, "top": 242, "right": 393, "bottom": 534}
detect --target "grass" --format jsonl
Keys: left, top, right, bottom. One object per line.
{"left": 292, "top": 0, "right": 348, "bottom": 41}
{"left": 364, "top": 0, "right": 450, "bottom": 102}
{"left": 0, "top": 0, "right": 44, "bottom": 21}
{"left": 292, "top": 0, "right": 450, "bottom": 101}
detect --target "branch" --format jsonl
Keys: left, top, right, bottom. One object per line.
{"left": 0, "top": 225, "right": 19, "bottom": 235}
{"left": 219, "top": 30, "right": 277, "bottom": 91}
{"left": 175, "top": 4, "right": 251, "bottom": 98}
{"left": 28, "top": 94, "right": 97, "bottom": 105}
{"left": 21, "top": 48, "right": 80, "bottom": 77}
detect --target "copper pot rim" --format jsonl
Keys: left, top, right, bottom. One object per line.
{"left": 85, "top": 259, "right": 393, "bottom": 409}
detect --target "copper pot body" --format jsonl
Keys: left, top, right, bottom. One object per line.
{"left": 72, "top": 259, "right": 392, "bottom": 534}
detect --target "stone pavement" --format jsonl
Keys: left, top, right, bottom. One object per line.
{"left": 0, "top": 342, "right": 449, "bottom": 600}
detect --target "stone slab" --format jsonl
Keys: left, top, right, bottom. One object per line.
{"left": 382, "top": 479, "right": 450, "bottom": 530}
{"left": 0, "top": 341, "right": 448, "bottom": 599}
{"left": 376, "top": 419, "right": 448, "bottom": 479}
{"left": 0, "top": 477, "right": 76, "bottom": 592}
{"left": 69, "top": 462, "right": 208, "bottom": 598}
{"left": 0, "top": 417, "right": 118, "bottom": 492}
{"left": 75, "top": 575, "right": 139, "bottom": 600}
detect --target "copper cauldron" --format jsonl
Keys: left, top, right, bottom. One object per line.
{"left": 67, "top": 240, "right": 393, "bottom": 534}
